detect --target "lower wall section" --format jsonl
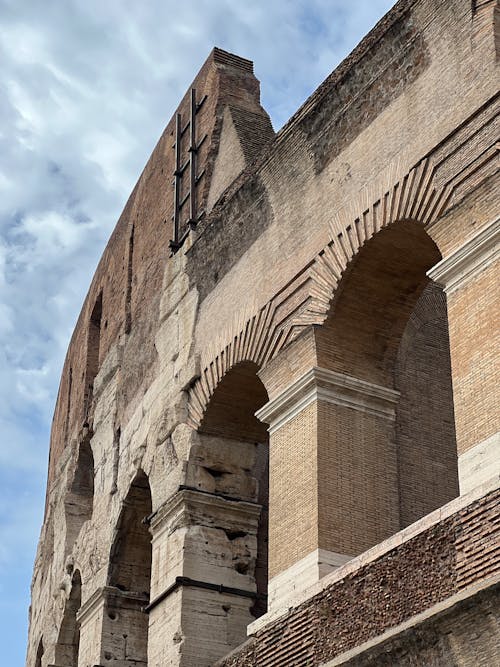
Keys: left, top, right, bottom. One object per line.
{"left": 215, "top": 485, "right": 500, "bottom": 667}
{"left": 325, "top": 579, "right": 499, "bottom": 667}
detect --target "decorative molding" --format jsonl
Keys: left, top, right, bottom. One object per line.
{"left": 427, "top": 217, "right": 500, "bottom": 293}
{"left": 187, "top": 156, "right": 455, "bottom": 429}
{"left": 150, "top": 487, "right": 261, "bottom": 541}
{"left": 75, "top": 586, "right": 106, "bottom": 626}
{"left": 255, "top": 367, "right": 399, "bottom": 434}
{"left": 76, "top": 585, "right": 146, "bottom": 626}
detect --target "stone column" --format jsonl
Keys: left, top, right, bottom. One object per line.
{"left": 147, "top": 488, "right": 262, "bottom": 667}
{"left": 76, "top": 586, "right": 149, "bottom": 667}
{"left": 428, "top": 217, "right": 500, "bottom": 494}
{"left": 257, "top": 362, "right": 399, "bottom": 612}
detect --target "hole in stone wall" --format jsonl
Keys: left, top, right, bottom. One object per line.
{"left": 225, "top": 530, "right": 248, "bottom": 541}
{"left": 204, "top": 467, "right": 225, "bottom": 478}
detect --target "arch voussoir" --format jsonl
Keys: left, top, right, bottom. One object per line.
{"left": 188, "top": 156, "right": 452, "bottom": 429}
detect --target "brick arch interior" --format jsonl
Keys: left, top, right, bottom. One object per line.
{"left": 200, "top": 361, "right": 269, "bottom": 442}
{"left": 316, "top": 220, "right": 442, "bottom": 385}
{"left": 54, "top": 570, "right": 82, "bottom": 667}
{"left": 195, "top": 361, "right": 269, "bottom": 620}
{"left": 106, "top": 470, "right": 152, "bottom": 666}
{"left": 315, "top": 220, "right": 458, "bottom": 550}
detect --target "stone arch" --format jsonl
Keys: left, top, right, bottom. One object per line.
{"left": 65, "top": 434, "right": 94, "bottom": 551}
{"left": 189, "top": 361, "right": 270, "bottom": 620}
{"left": 188, "top": 157, "right": 452, "bottom": 430}
{"left": 54, "top": 569, "right": 82, "bottom": 666}
{"left": 313, "top": 218, "right": 458, "bottom": 552}
{"left": 35, "top": 638, "right": 44, "bottom": 667}
{"left": 106, "top": 470, "right": 152, "bottom": 666}
{"left": 200, "top": 361, "right": 269, "bottom": 442}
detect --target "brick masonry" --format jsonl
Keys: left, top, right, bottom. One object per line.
{"left": 215, "top": 488, "right": 500, "bottom": 666}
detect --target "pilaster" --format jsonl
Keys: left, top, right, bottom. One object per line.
{"left": 257, "top": 364, "right": 400, "bottom": 611}
{"left": 428, "top": 218, "right": 499, "bottom": 492}
{"left": 147, "top": 488, "right": 263, "bottom": 666}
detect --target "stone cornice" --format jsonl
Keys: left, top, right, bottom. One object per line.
{"left": 256, "top": 367, "right": 399, "bottom": 434}
{"left": 427, "top": 217, "right": 500, "bottom": 294}
{"left": 150, "top": 487, "right": 261, "bottom": 540}
{"left": 76, "top": 585, "right": 147, "bottom": 625}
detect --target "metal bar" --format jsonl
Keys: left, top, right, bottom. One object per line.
{"left": 196, "top": 134, "right": 208, "bottom": 151}
{"left": 144, "top": 575, "right": 265, "bottom": 613}
{"left": 189, "top": 88, "right": 197, "bottom": 227}
{"left": 179, "top": 191, "right": 191, "bottom": 210}
{"left": 177, "top": 158, "right": 190, "bottom": 175}
{"left": 172, "top": 112, "right": 182, "bottom": 246}
{"left": 178, "top": 484, "right": 265, "bottom": 507}
{"left": 196, "top": 94, "right": 207, "bottom": 111}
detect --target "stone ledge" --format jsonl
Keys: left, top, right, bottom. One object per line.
{"left": 267, "top": 548, "right": 352, "bottom": 612}
{"left": 256, "top": 366, "right": 399, "bottom": 434}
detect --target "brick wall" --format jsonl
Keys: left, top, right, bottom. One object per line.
{"left": 215, "top": 487, "right": 500, "bottom": 666}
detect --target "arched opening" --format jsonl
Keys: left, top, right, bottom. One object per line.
{"left": 84, "top": 291, "right": 102, "bottom": 420}
{"left": 315, "top": 220, "right": 458, "bottom": 552}
{"left": 35, "top": 638, "right": 44, "bottom": 667}
{"left": 54, "top": 570, "right": 82, "bottom": 666}
{"left": 65, "top": 436, "right": 94, "bottom": 550}
{"left": 198, "top": 361, "right": 270, "bottom": 620}
{"left": 107, "top": 470, "right": 152, "bottom": 666}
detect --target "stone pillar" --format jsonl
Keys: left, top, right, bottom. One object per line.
{"left": 257, "top": 363, "right": 399, "bottom": 611}
{"left": 428, "top": 217, "right": 500, "bottom": 494}
{"left": 76, "top": 588, "right": 106, "bottom": 667}
{"left": 147, "top": 488, "right": 262, "bottom": 667}
{"left": 76, "top": 586, "right": 148, "bottom": 667}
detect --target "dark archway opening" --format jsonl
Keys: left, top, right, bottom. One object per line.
{"left": 54, "top": 570, "right": 82, "bottom": 666}
{"left": 316, "top": 221, "right": 458, "bottom": 548}
{"left": 84, "top": 291, "right": 102, "bottom": 421}
{"left": 35, "top": 638, "right": 44, "bottom": 667}
{"left": 65, "top": 436, "right": 94, "bottom": 550}
{"left": 199, "top": 361, "right": 269, "bottom": 620}
{"left": 107, "top": 470, "right": 152, "bottom": 666}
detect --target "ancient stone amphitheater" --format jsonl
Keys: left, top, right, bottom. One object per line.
{"left": 26, "top": 0, "right": 499, "bottom": 665}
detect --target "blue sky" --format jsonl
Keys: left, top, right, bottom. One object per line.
{"left": 0, "top": 0, "right": 394, "bottom": 662}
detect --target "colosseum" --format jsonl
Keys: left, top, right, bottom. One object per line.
{"left": 26, "top": 0, "right": 499, "bottom": 665}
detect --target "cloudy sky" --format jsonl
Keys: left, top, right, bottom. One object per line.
{"left": 0, "top": 0, "right": 394, "bottom": 661}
